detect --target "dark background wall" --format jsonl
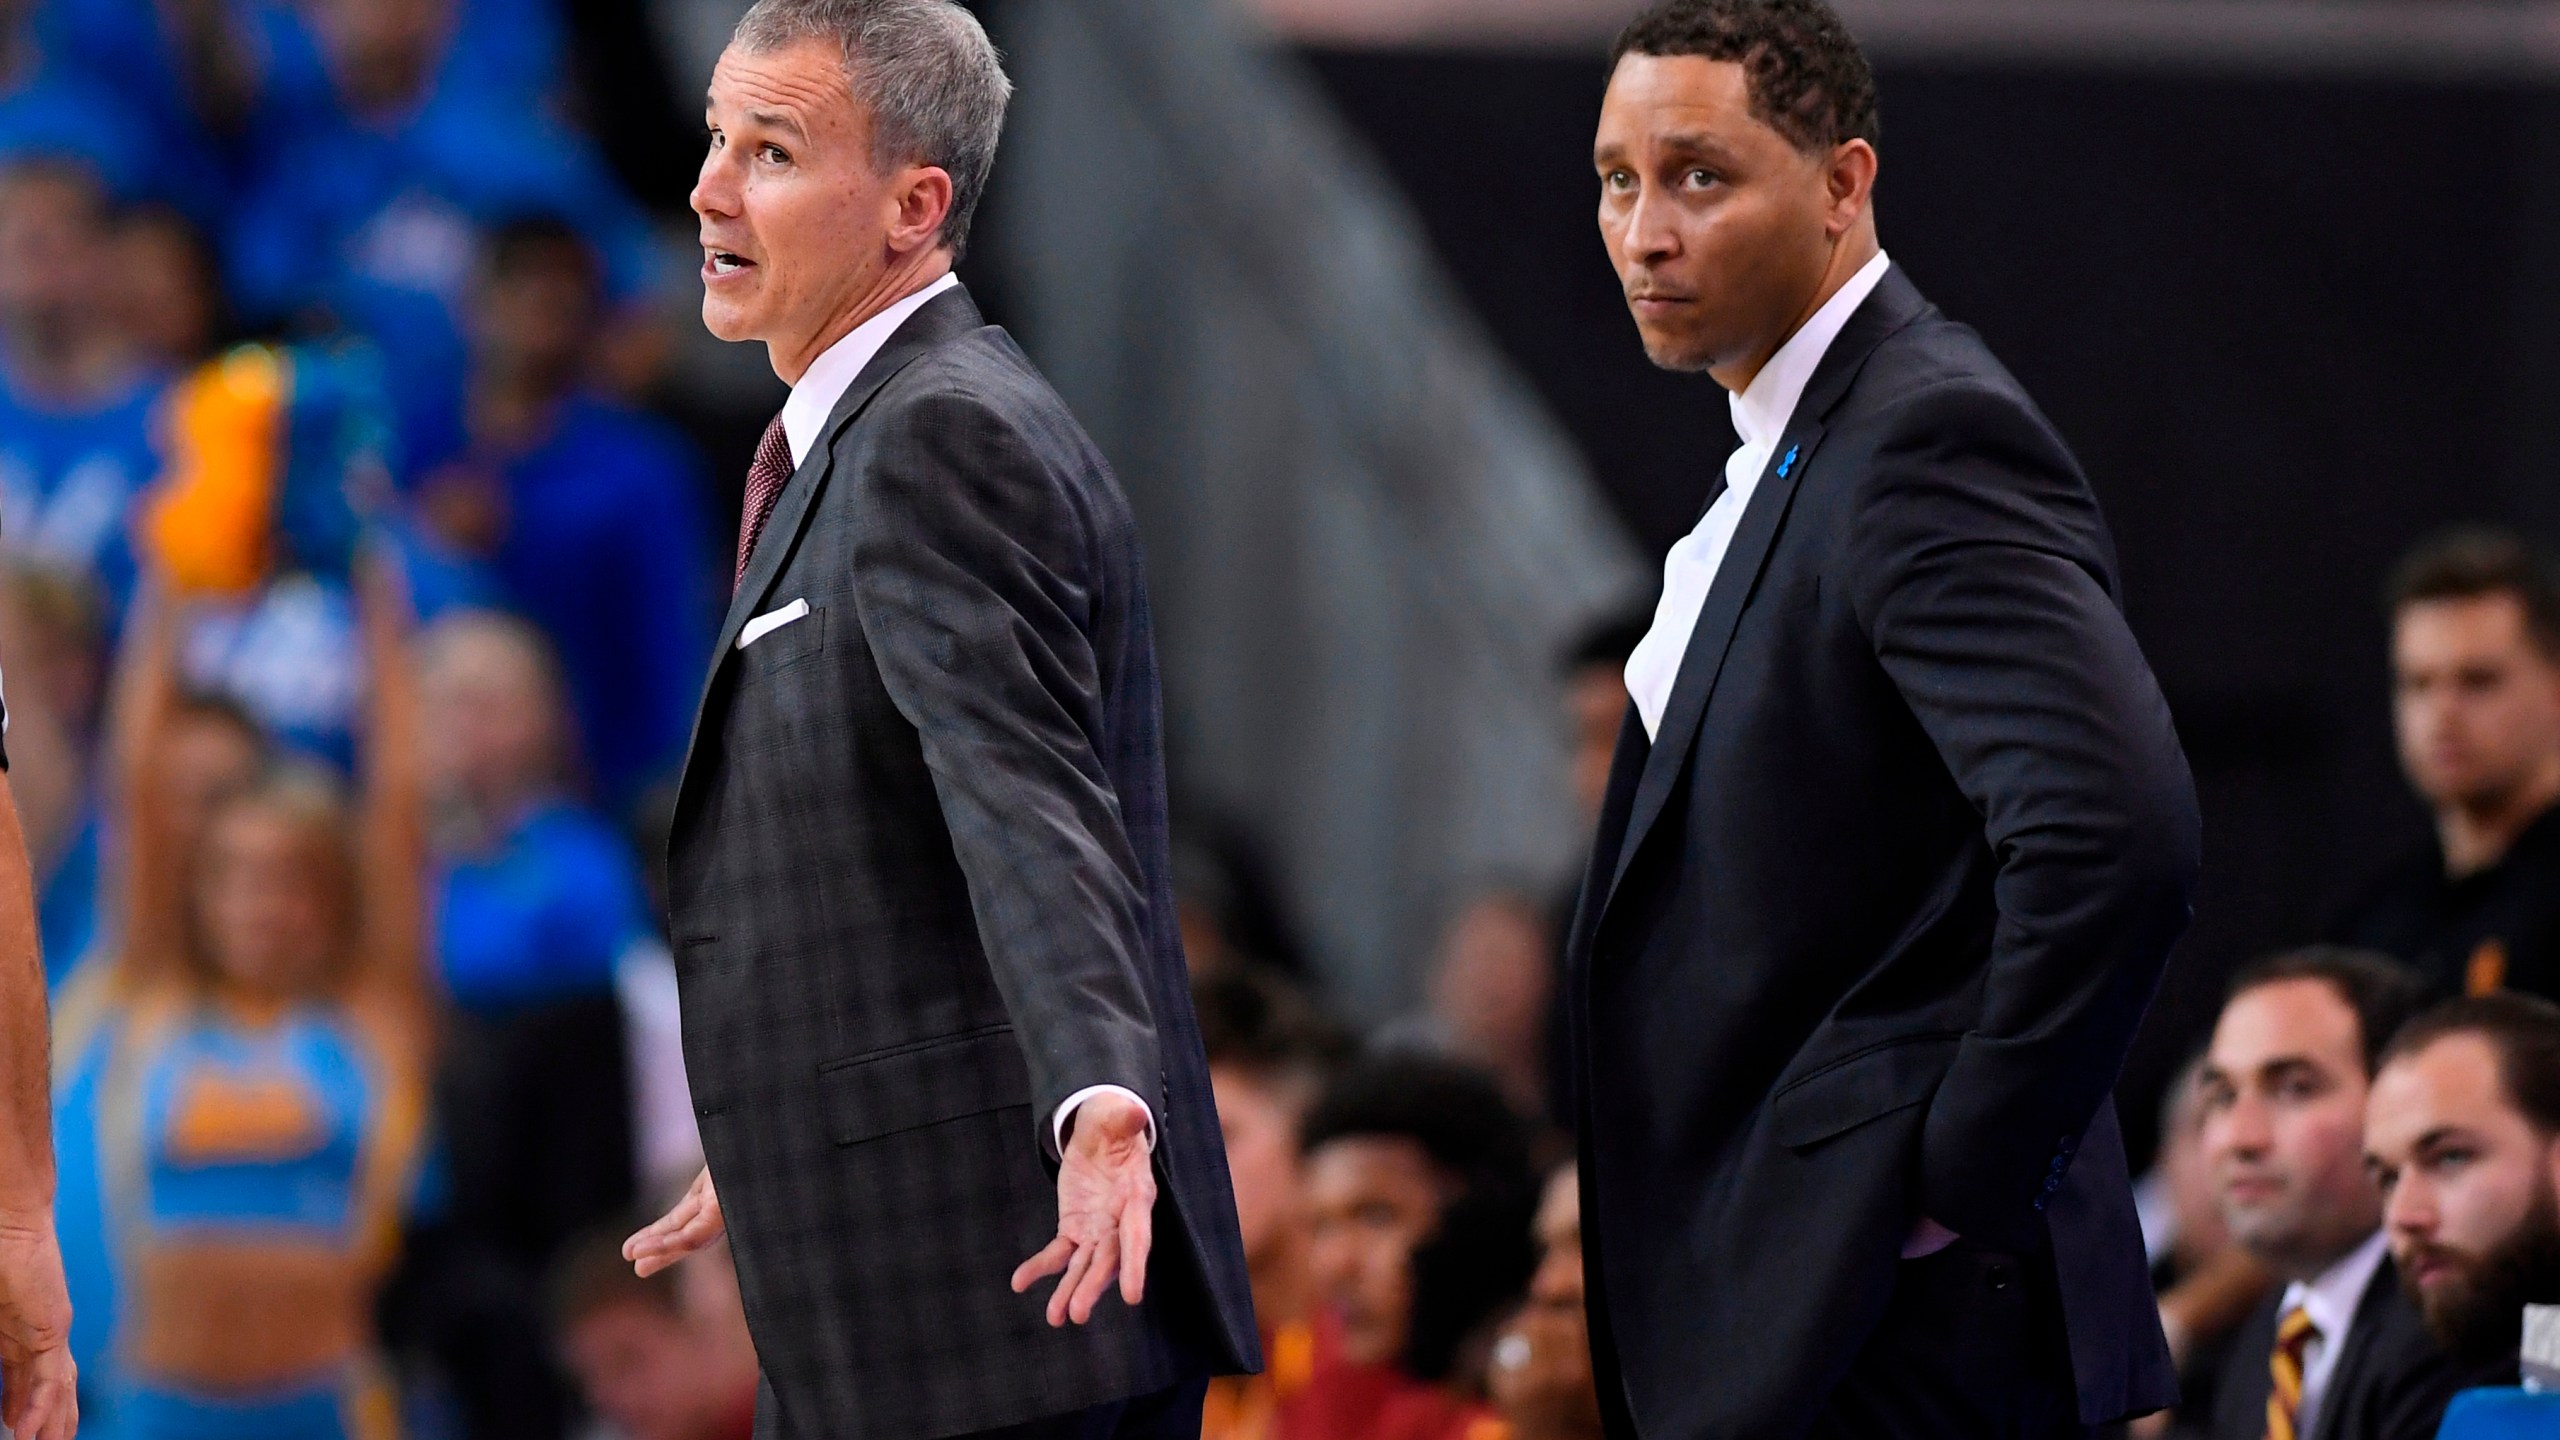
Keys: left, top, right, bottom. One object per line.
{"left": 1301, "top": 48, "right": 2560, "bottom": 1160}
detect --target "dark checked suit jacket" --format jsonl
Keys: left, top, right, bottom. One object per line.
{"left": 2208, "top": 1256, "right": 2511, "bottom": 1440}
{"left": 1562, "top": 268, "right": 2202, "bottom": 1439}
{"left": 666, "top": 285, "right": 1259, "bottom": 1440}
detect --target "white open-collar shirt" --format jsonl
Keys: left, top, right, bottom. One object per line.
{"left": 1625, "top": 250, "right": 1893, "bottom": 738}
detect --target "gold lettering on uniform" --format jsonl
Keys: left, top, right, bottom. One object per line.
{"left": 165, "top": 1069, "right": 327, "bottom": 1163}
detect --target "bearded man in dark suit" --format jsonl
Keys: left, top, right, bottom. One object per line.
{"left": 620, "top": 4, "right": 1258, "bottom": 1438}
{"left": 1566, "top": 3, "right": 2203, "bottom": 1437}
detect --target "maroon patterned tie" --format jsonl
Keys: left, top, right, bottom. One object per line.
{"left": 733, "top": 413, "right": 794, "bottom": 593}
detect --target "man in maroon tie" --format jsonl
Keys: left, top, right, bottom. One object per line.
{"left": 620, "top": 4, "right": 1259, "bottom": 1439}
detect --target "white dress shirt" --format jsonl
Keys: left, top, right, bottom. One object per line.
{"left": 780, "top": 270, "right": 963, "bottom": 468}
{"left": 776, "top": 268, "right": 1154, "bottom": 1157}
{"left": 2278, "top": 1228, "right": 2390, "bottom": 1439}
{"left": 1625, "top": 250, "right": 1893, "bottom": 738}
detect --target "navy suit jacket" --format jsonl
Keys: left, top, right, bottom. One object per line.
{"left": 1565, "top": 268, "right": 2201, "bottom": 1438}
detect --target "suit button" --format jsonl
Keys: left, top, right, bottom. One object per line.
{"left": 1987, "top": 1265, "right": 2013, "bottom": 1292}
{"left": 2032, "top": 1197, "right": 2048, "bottom": 1213}
{"left": 2043, "top": 1175, "right": 2062, "bottom": 1193}
{"left": 2059, "top": 1134, "right": 2078, "bottom": 1156}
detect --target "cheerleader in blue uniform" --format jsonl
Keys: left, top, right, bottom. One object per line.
{"left": 65, "top": 553, "right": 428, "bottom": 1440}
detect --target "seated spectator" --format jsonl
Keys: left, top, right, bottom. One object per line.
{"left": 419, "top": 609, "right": 653, "bottom": 1020}
{"left": 551, "top": 1225, "right": 757, "bottom": 1440}
{"left": 0, "top": 159, "right": 159, "bottom": 618}
{"left": 1196, "top": 968, "right": 1347, "bottom": 1440}
{"left": 2331, "top": 529, "right": 2560, "bottom": 1001}
{"left": 2365, "top": 993, "right": 2560, "bottom": 1378}
{"left": 1291, "top": 1054, "right": 1534, "bottom": 1440}
{"left": 57, "top": 553, "right": 435, "bottom": 1440}
{"left": 2136, "top": 1052, "right": 2270, "bottom": 1437}
{"left": 410, "top": 219, "right": 716, "bottom": 810}
{"left": 1487, "top": 1165, "right": 1602, "bottom": 1440}
{"left": 2195, "top": 947, "right": 2463, "bottom": 1440}
{"left": 224, "top": 0, "right": 660, "bottom": 468}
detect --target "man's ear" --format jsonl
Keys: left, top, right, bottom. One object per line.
{"left": 889, "top": 166, "right": 957, "bottom": 255}
{"left": 1825, "top": 139, "right": 1877, "bottom": 239}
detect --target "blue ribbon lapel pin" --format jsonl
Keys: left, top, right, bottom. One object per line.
{"left": 1776, "top": 444, "right": 1801, "bottom": 479}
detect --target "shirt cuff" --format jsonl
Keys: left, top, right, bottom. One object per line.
{"left": 1052, "top": 1085, "right": 1157, "bottom": 1157}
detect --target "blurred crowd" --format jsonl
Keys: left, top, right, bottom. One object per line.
{"left": 3, "top": 1, "right": 2560, "bottom": 1440}
{"left": 0, "top": 0, "right": 734, "bottom": 1436}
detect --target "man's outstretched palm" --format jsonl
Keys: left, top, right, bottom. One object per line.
{"left": 625, "top": 1165, "right": 726, "bottom": 1279}
{"left": 1012, "top": 1091, "right": 1153, "bottom": 1327}
{"left": 627, "top": 1093, "right": 1157, "bottom": 1328}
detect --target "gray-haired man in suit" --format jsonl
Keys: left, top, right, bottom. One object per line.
{"left": 621, "top": 4, "right": 1260, "bottom": 1437}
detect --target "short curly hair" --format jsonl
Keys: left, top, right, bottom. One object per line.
{"left": 1611, "top": 0, "right": 1881, "bottom": 155}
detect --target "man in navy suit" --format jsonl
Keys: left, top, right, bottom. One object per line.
{"left": 1566, "top": 4, "right": 2202, "bottom": 1437}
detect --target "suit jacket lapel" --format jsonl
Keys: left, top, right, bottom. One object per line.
{"left": 677, "top": 286, "right": 989, "bottom": 801}
{"left": 1598, "top": 269, "right": 1933, "bottom": 920}
{"left": 2307, "top": 1258, "right": 2401, "bottom": 1440}
{"left": 1600, "top": 424, "right": 1819, "bottom": 913}
{"left": 710, "top": 286, "right": 987, "bottom": 660}
{"left": 1564, "top": 705, "right": 1651, "bottom": 978}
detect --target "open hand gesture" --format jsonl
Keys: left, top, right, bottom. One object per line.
{"left": 625, "top": 1166, "right": 725, "bottom": 1278}
{"left": 1011, "top": 1091, "right": 1153, "bottom": 1326}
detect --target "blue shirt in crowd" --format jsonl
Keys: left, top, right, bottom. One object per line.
{"left": 20, "top": 0, "right": 282, "bottom": 217}
{"left": 226, "top": 69, "right": 661, "bottom": 466}
{"left": 479, "top": 398, "right": 717, "bottom": 808}
{"left": 31, "top": 0, "right": 567, "bottom": 203}
{"left": 0, "top": 364, "right": 161, "bottom": 621}
{"left": 402, "top": 394, "right": 718, "bottom": 808}
{"left": 0, "top": 45, "right": 172, "bottom": 209}
{"left": 433, "top": 799, "right": 653, "bottom": 1020}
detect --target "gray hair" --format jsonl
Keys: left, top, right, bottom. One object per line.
{"left": 731, "top": 0, "right": 1012, "bottom": 260}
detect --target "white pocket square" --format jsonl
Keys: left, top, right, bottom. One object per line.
{"left": 738, "top": 598, "right": 812, "bottom": 650}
